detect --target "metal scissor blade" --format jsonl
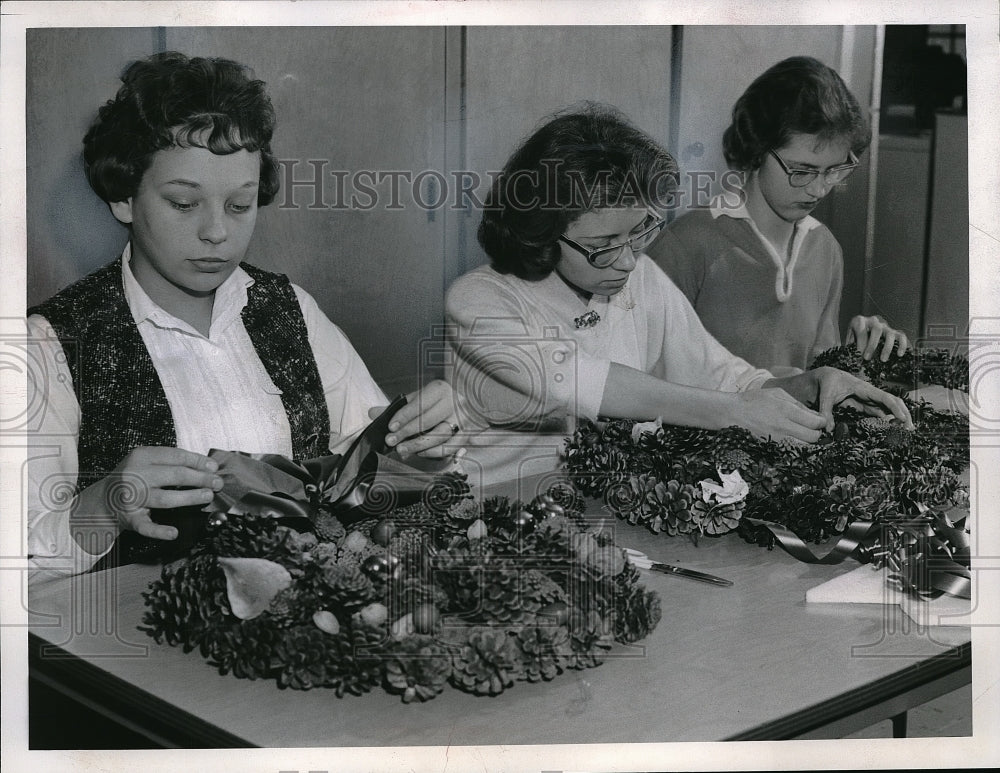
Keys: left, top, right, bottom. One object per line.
{"left": 648, "top": 562, "right": 734, "bottom": 587}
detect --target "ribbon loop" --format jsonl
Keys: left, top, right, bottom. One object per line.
{"left": 204, "top": 395, "right": 442, "bottom": 525}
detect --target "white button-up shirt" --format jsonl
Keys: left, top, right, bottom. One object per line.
{"left": 27, "top": 246, "right": 387, "bottom": 579}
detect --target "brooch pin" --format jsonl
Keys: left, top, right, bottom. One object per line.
{"left": 574, "top": 310, "right": 601, "bottom": 329}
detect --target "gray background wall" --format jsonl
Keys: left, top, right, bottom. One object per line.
{"left": 26, "top": 26, "right": 968, "bottom": 394}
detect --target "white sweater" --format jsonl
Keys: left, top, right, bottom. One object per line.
{"left": 444, "top": 254, "right": 773, "bottom": 487}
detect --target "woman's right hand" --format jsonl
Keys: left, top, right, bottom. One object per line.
{"left": 729, "top": 389, "right": 828, "bottom": 444}
{"left": 80, "top": 447, "right": 224, "bottom": 541}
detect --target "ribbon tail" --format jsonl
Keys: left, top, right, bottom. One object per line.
{"left": 744, "top": 517, "right": 876, "bottom": 565}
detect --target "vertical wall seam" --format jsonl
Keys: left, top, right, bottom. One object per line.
{"left": 667, "top": 26, "right": 683, "bottom": 224}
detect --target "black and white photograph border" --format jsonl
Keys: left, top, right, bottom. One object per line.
{"left": 2, "top": 1, "right": 999, "bottom": 772}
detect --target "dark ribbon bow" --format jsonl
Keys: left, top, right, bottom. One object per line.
{"left": 204, "top": 395, "right": 438, "bottom": 525}
{"left": 745, "top": 509, "right": 971, "bottom": 600}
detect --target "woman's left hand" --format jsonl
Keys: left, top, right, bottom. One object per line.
{"left": 846, "top": 315, "right": 909, "bottom": 362}
{"left": 768, "top": 366, "right": 913, "bottom": 432}
{"left": 370, "top": 380, "right": 465, "bottom": 459}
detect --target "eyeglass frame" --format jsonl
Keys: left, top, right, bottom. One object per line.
{"left": 558, "top": 212, "right": 667, "bottom": 268}
{"left": 768, "top": 149, "right": 859, "bottom": 188}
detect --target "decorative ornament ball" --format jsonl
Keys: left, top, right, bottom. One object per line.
{"left": 343, "top": 531, "right": 369, "bottom": 552}
{"left": 412, "top": 603, "right": 441, "bottom": 634}
{"left": 538, "top": 600, "right": 569, "bottom": 625}
{"left": 514, "top": 510, "right": 536, "bottom": 531}
{"left": 208, "top": 513, "right": 228, "bottom": 528}
{"left": 312, "top": 609, "right": 340, "bottom": 635}
{"left": 362, "top": 554, "right": 393, "bottom": 580}
{"left": 534, "top": 493, "right": 565, "bottom": 517}
{"left": 833, "top": 422, "right": 850, "bottom": 441}
{"left": 359, "top": 602, "right": 389, "bottom": 627}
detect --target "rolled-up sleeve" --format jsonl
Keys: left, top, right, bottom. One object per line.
{"left": 26, "top": 315, "right": 112, "bottom": 580}
{"left": 293, "top": 286, "right": 388, "bottom": 455}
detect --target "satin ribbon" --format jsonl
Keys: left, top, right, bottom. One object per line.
{"left": 745, "top": 511, "right": 971, "bottom": 600}
{"left": 878, "top": 510, "right": 971, "bottom": 600}
{"left": 203, "top": 395, "right": 438, "bottom": 524}
{"left": 744, "top": 517, "right": 877, "bottom": 565}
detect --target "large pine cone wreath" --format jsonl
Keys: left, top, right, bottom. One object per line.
{"left": 565, "top": 345, "right": 969, "bottom": 547}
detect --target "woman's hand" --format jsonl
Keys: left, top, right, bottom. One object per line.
{"left": 728, "top": 388, "right": 828, "bottom": 443}
{"left": 846, "top": 315, "right": 909, "bottom": 362}
{"left": 77, "top": 446, "right": 223, "bottom": 542}
{"left": 769, "top": 366, "right": 913, "bottom": 431}
{"left": 371, "top": 379, "right": 465, "bottom": 459}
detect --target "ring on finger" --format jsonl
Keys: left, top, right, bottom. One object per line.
{"left": 448, "top": 422, "right": 460, "bottom": 435}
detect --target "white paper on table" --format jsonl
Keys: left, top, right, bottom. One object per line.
{"left": 906, "top": 385, "right": 969, "bottom": 415}
{"left": 806, "top": 564, "right": 970, "bottom": 627}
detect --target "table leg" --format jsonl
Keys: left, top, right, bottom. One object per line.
{"left": 891, "top": 711, "right": 908, "bottom": 738}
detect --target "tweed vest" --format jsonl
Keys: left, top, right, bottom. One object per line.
{"left": 29, "top": 258, "right": 332, "bottom": 489}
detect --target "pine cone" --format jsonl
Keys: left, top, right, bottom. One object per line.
{"left": 784, "top": 488, "right": 834, "bottom": 542}
{"left": 323, "top": 562, "right": 378, "bottom": 612}
{"left": 324, "top": 621, "right": 388, "bottom": 697}
{"left": 422, "top": 471, "right": 473, "bottom": 515}
{"left": 449, "top": 626, "right": 521, "bottom": 695}
{"left": 713, "top": 448, "right": 753, "bottom": 473}
{"left": 606, "top": 474, "right": 654, "bottom": 525}
{"left": 564, "top": 609, "right": 614, "bottom": 669}
{"left": 314, "top": 511, "right": 346, "bottom": 542}
{"left": 690, "top": 499, "right": 743, "bottom": 536}
{"left": 524, "top": 515, "right": 575, "bottom": 559}
{"left": 274, "top": 624, "right": 334, "bottom": 689}
{"left": 478, "top": 566, "right": 543, "bottom": 626}
{"left": 515, "top": 624, "right": 571, "bottom": 682}
{"left": 649, "top": 480, "right": 698, "bottom": 536}
{"left": 389, "top": 527, "right": 432, "bottom": 564}
{"left": 383, "top": 635, "right": 452, "bottom": 703}
{"left": 810, "top": 345, "right": 865, "bottom": 376}
{"left": 266, "top": 585, "right": 302, "bottom": 624}
{"left": 613, "top": 584, "right": 662, "bottom": 644}
{"left": 884, "top": 424, "right": 913, "bottom": 448}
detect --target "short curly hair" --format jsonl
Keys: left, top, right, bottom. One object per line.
{"left": 83, "top": 51, "right": 280, "bottom": 205}
{"left": 478, "top": 103, "right": 678, "bottom": 280}
{"left": 723, "top": 56, "right": 871, "bottom": 172}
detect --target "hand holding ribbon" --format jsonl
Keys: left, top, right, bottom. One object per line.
{"left": 204, "top": 395, "right": 443, "bottom": 526}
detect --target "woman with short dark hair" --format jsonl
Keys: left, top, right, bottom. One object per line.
{"left": 27, "top": 52, "right": 460, "bottom": 578}
{"left": 446, "top": 103, "right": 910, "bottom": 485}
{"left": 650, "top": 56, "right": 907, "bottom": 373}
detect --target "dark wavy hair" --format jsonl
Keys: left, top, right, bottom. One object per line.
{"left": 478, "top": 103, "right": 678, "bottom": 280}
{"left": 723, "top": 56, "right": 871, "bottom": 171}
{"left": 83, "top": 52, "right": 280, "bottom": 205}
